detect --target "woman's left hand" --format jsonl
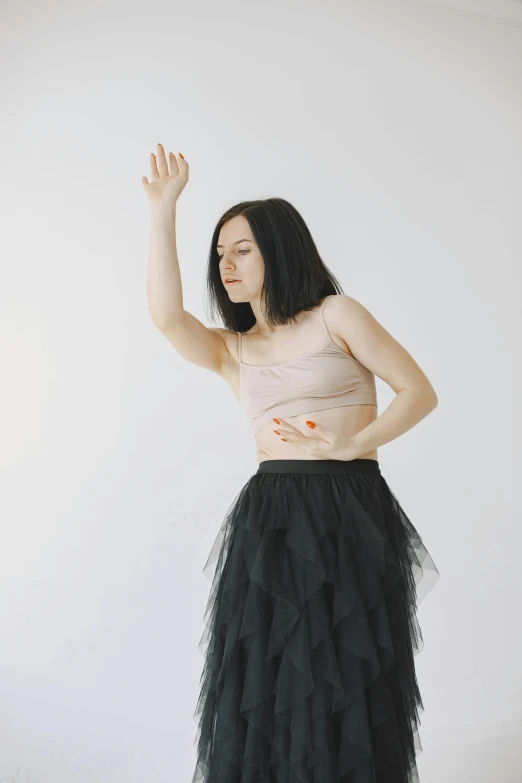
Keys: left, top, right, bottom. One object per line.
{"left": 272, "top": 418, "right": 362, "bottom": 461}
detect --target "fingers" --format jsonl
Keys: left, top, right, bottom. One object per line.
{"left": 272, "top": 418, "right": 301, "bottom": 434}
{"left": 150, "top": 151, "right": 160, "bottom": 180}
{"left": 177, "top": 152, "right": 189, "bottom": 175}
{"left": 272, "top": 418, "right": 312, "bottom": 447}
{"left": 169, "top": 151, "right": 180, "bottom": 176}
{"left": 155, "top": 142, "right": 169, "bottom": 177}
{"left": 148, "top": 144, "right": 188, "bottom": 182}
{"left": 305, "top": 420, "right": 333, "bottom": 442}
{"left": 149, "top": 142, "right": 170, "bottom": 179}
{"left": 272, "top": 417, "right": 333, "bottom": 447}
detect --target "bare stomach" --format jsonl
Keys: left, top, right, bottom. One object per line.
{"left": 253, "top": 404, "right": 379, "bottom": 464}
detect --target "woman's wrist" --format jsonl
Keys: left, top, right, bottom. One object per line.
{"left": 150, "top": 199, "right": 177, "bottom": 220}
{"left": 339, "top": 436, "right": 365, "bottom": 461}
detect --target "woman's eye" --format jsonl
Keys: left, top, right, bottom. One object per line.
{"left": 218, "top": 248, "right": 249, "bottom": 260}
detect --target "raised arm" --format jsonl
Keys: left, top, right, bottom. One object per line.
{"left": 143, "top": 143, "right": 228, "bottom": 374}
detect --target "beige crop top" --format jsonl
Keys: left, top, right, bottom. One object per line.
{"left": 237, "top": 295, "right": 378, "bottom": 435}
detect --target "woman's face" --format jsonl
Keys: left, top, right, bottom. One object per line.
{"left": 217, "top": 215, "right": 265, "bottom": 301}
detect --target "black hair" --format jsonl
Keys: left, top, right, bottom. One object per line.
{"left": 204, "top": 197, "right": 344, "bottom": 332}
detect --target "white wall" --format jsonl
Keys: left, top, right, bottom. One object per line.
{"left": 1, "top": 0, "right": 520, "bottom": 781}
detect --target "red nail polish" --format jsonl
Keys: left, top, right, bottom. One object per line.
{"left": 281, "top": 438, "right": 287, "bottom": 442}
{"left": 273, "top": 418, "right": 280, "bottom": 425}
{"left": 273, "top": 430, "right": 280, "bottom": 435}
{"left": 306, "top": 421, "right": 316, "bottom": 429}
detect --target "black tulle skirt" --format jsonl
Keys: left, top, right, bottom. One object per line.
{"left": 192, "top": 458, "right": 439, "bottom": 783}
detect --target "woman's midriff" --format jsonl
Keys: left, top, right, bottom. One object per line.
{"left": 253, "top": 403, "right": 379, "bottom": 464}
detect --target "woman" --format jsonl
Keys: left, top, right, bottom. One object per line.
{"left": 143, "top": 144, "right": 440, "bottom": 783}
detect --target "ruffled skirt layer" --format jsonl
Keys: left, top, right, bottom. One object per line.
{"left": 192, "top": 458, "right": 439, "bottom": 783}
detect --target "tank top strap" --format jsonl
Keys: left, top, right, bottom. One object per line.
{"left": 319, "top": 295, "right": 334, "bottom": 338}
{"left": 320, "top": 294, "right": 332, "bottom": 317}
{"left": 237, "top": 331, "right": 242, "bottom": 363}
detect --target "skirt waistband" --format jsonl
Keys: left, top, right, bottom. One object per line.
{"left": 256, "top": 458, "right": 381, "bottom": 476}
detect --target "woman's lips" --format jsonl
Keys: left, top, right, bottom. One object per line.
{"left": 225, "top": 279, "right": 242, "bottom": 285}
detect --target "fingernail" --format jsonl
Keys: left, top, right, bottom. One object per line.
{"left": 273, "top": 430, "right": 280, "bottom": 435}
{"left": 273, "top": 418, "right": 280, "bottom": 424}
{"left": 281, "top": 438, "right": 287, "bottom": 442}
{"left": 306, "top": 421, "right": 316, "bottom": 428}
{"left": 179, "top": 152, "right": 184, "bottom": 159}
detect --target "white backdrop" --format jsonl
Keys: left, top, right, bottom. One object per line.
{"left": 1, "top": 0, "right": 521, "bottom": 781}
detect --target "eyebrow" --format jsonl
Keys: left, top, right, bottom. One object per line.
{"left": 216, "top": 239, "right": 253, "bottom": 249}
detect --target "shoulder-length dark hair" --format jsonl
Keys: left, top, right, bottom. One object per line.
{"left": 204, "top": 197, "right": 344, "bottom": 332}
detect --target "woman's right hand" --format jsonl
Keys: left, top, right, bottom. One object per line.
{"left": 141, "top": 143, "right": 189, "bottom": 208}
